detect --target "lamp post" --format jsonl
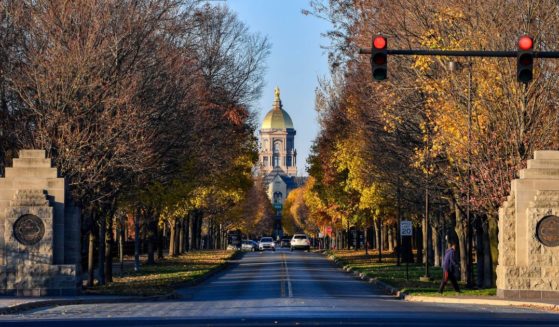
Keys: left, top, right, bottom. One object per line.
{"left": 448, "top": 61, "right": 474, "bottom": 288}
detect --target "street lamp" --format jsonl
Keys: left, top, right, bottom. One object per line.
{"left": 448, "top": 60, "right": 474, "bottom": 288}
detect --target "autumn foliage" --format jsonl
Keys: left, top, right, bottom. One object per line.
{"left": 301, "top": 0, "right": 559, "bottom": 287}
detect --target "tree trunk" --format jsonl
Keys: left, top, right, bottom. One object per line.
{"left": 157, "top": 222, "right": 164, "bottom": 259}
{"left": 416, "top": 225, "right": 423, "bottom": 264}
{"left": 381, "top": 224, "right": 387, "bottom": 250}
{"left": 196, "top": 213, "right": 203, "bottom": 249}
{"left": 179, "top": 218, "right": 185, "bottom": 254}
{"left": 207, "top": 219, "right": 212, "bottom": 250}
{"left": 105, "top": 214, "right": 113, "bottom": 283}
{"left": 454, "top": 201, "right": 468, "bottom": 282}
{"left": 134, "top": 208, "right": 141, "bottom": 272}
{"left": 185, "top": 214, "right": 190, "bottom": 252}
{"left": 98, "top": 211, "right": 106, "bottom": 286}
{"left": 433, "top": 225, "right": 440, "bottom": 267}
{"left": 422, "top": 217, "right": 428, "bottom": 264}
{"left": 119, "top": 216, "right": 124, "bottom": 275}
{"left": 218, "top": 224, "right": 223, "bottom": 250}
{"left": 476, "top": 219, "right": 484, "bottom": 288}
{"left": 388, "top": 225, "right": 394, "bottom": 252}
{"left": 346, "top": 220, "right": 351, "bottom": 250}
{"left": 483, "top": 219, "right": 493, "bottom": 288}
{"left": 147, "top": 215, "right": 156, "bottom": 264}
{"left": 190, "top": 212, "right": 196, "bottom": 250}
{"left": 169, "top": 220, "right": 177, "bottom": 256}
{"left": 87, "top": 230, "right": 95, "bottom": 287}
{"left": 175, "top": 219, "right": 181, "bottom": 253}
{"left": 364, "top": 227, "right": 369, "bottom": 255}
{"left": 488, "top": 217, "right": 498, "bottom": 287}
{"left": 376, "top": 218, "right": 382, "bottom": 262}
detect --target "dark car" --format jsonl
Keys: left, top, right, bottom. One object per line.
{"left": 280, "top": 238, "right": 291, "bottom": 248}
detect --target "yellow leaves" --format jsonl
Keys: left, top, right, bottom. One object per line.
{"left": 380, "top": 110, "right": 402, "bottom": 133}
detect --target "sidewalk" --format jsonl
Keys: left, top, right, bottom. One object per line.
{"left": 0, "top": 294, "right": 155, "bottom": 315}
{"left": 404, "top": 294, "right": 559, "bottom": 312}
{"left": 323, "top": 250, "right": 559, "bottom": 313}
{"left": 0, "top": 251, "right": 239, "bottom": 315}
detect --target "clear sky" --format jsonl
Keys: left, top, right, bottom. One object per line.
{"left": 225, "top": 0, "right": 331, "bottom": 176}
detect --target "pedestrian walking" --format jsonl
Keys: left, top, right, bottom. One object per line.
{"left": 439, "top": 241, "right": 461, "bottom": 293}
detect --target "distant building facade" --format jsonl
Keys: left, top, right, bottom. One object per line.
{"left": 259, "top": 87, "right": 305, "bottom": 238}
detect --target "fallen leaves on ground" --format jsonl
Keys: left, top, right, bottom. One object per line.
{"left": 87, "top": 250, "right": 236, "bottom": 296}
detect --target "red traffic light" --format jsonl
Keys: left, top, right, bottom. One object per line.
{"left": 518, "top": 35, "right": 533, "bottom": 51}
{"left": 373, "top": 36, "right": 387, "bottom": 49}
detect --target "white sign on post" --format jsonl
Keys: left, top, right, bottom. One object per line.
{"left": 400, "top": 220, "right": 413, "bottom": 236}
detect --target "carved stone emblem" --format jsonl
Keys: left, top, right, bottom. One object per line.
{"left": 536, "top": 215, "right": 559, "bottom": 247}
{"left": 13, "top": 214, "right": 45, "bottom": 245}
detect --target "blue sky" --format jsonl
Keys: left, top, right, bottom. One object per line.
{"left": 225, "top": 0, "right": 331, "bottom": 175}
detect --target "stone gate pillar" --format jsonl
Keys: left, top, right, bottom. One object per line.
{"left": 0, "top": 150, "right": 81, "bottom": 296}
{"left": 497, "top": 151, "right": 559, "bottom": 299}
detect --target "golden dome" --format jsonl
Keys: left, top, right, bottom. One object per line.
{"left": 261, "top": 87, "right": 294, "bottom": 129}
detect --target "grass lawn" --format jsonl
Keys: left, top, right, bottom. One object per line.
{"left": 329, "top": 250, "right": 495, "bottom": 297}
{"left": 86, "top": 250, "right": 237, "bottom": 296}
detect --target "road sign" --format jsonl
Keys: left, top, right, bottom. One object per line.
{"left": 400, "top": 220, "right": 413, "bottom": 236}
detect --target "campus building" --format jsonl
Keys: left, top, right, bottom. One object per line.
{"left": 259, "top": 87, "right": 305, "bottom": 238}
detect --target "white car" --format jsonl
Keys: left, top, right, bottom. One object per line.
{"left": 259, "top": 237, "right": 276, "bottom": 251}
{"left": 290, "top": 234, "right": 310, "bottom": 251}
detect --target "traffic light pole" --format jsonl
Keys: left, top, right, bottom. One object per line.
{"left": 359, "top": 48, "right": 559, "bottom": 58}
{"left": 361, "top": 36, "right": 555, "bottom": 287}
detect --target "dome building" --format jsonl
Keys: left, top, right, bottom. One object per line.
{"left": 259, "top": 87, "right": 297, "bottom": 177}
{"left": 259, "top": 87, "right": 303, "bottom": 239}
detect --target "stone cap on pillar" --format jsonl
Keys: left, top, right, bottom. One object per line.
{"left": 534, "top": 150, "right": 559, "bottom": 160}
{"left": 519, "top": 151, "right": 559, "bottom": 179}
{"left": 19, "top": 150, "right": 47, "bottom": 159}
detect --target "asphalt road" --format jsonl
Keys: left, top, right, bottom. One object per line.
{"left": 1, "top": 249, "right": 559, "bottom": 326}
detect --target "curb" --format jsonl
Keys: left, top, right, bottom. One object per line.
{"left": 325, "top": 253, "right": 407, "bottom": 298}
{"left": 0, "top": 251, "right": 243, "bottom": 315}
{"left": 404, "top": 294, "right": 559, "bottom": 312}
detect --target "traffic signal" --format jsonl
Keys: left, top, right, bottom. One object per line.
{"left": 371, "top": 35, "right": 387, "bottom": 81}
{"left": 517, "top": 35, "right": 533, "bottom": 83}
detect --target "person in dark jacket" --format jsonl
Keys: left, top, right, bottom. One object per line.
{"left": 439, "top": 241, "right": 461, "bottom": 293}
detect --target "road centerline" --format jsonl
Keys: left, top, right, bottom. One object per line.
{"left": 283, "top": 252, "right": 293, "bottom": 298}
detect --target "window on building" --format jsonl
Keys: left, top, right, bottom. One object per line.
{"left": 273, "top": 155, "right": 280, "bottom": 167}
{"left": 263, "top": 156, "right": 268, "bottom": 166}
{"left": 273, "top": 140, "right": 281, "bottom": 153}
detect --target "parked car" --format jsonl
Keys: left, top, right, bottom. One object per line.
{"left": 291, "top": 234, "right": 310, "bottom": 252}
{"left": 226, "top": 244, "right": 238, "bottom": 251}
{"left": 258, "top": 237, "right": 276, "bottom": 251}
{"left": 241, "top": 240, "right": 258, "bottom": 252}
{"left": 280, "top": 238, "right": 291, "bottom": 248}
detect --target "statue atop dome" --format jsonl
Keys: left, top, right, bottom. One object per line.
{"left": 274, "top": 86, "right": 280, "bottom": 101}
